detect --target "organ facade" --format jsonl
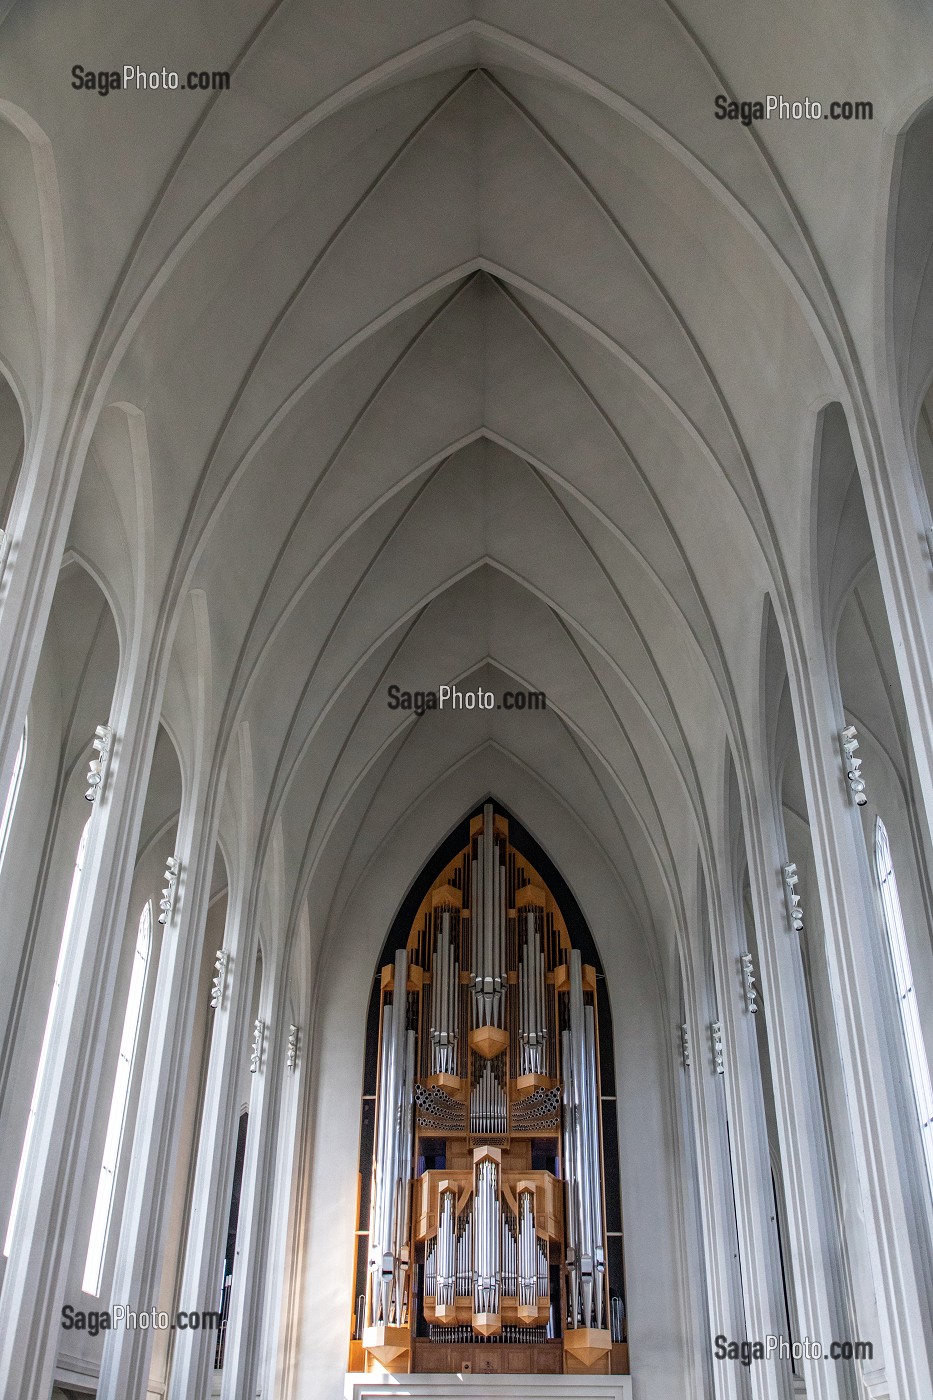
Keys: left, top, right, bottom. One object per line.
{"left": 350, "top": 804, "right": 627, "bottom": 1377}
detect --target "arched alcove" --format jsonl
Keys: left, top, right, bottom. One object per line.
{"left": 61, "top": 716, "right": 185, "bottom": 1382}
{"left": 147, "top": 837, "right": 233, "bottom": 1399}
{"left": 0, "top": 557, "right": 120, "bottom": 1267}
{"left": 351, "top": 798, "right": 626, "bottom": 1378}
{"left": 812, "top": 403, "right": 933, "bottom": 1078}
{"left": 0, "top": 371, "right": 23, "bottom": 535}
{"left": 889, "top": 99, "right": 933, "bottom": 517}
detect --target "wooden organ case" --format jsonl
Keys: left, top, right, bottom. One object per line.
{"left": 350, "top": 805, "right": 628, "bottom": 1377}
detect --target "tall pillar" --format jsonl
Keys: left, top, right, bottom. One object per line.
{"left": 0, "top": 655, "right": 163, "bottom": 1399}
{"left": 705, "top": 837, "right": 793, "bottom": 1400}
{"left": 219, "top": 972, "right": 281, "bottom": 1400}
{"left": 164, "top": 881, "right": 258, "bottom": 1400}
{"left": 0, "top": 403, "right": 79, "bottom": 816}
{"left": 741, "top": 758, "right": 861, "bottom": 1400}
{"left": 254, "top": 1017, "right": 305, "bottom": 1400}
{"left": 681, "top": 931, "right": 752, "bottom": 1400}
{"left": 784, "top": 618, "right": 933, "bottom": 1398}
{"left": 858, "top": 391, "right": 933, "bottom": 858}
{"left": 95, "top": 770, "right": 220, "bottom": 1400}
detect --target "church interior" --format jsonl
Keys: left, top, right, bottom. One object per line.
{"left": 0, "top": 3, "right": 932, "bottom": 1398}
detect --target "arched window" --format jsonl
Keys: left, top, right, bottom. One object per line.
{"left": 215, "top": 1109, "right": 249, "bottom": 1370}
{"left": 82, "top": 901, "right": 152, "bottom": 1295}
{"left": 0, "top": 721, "right": 26, "bottom": 873}
{"left": 875, "top": 818, "right": 933, "bottom": 1195}
{"left": 4, "top": 817, "right": 90, "bottom": 1256}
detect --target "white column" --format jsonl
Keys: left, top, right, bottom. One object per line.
{"left": 785, "top": 619, "right": 933, "bottom": 1398}
{"left": 741, "top": 768, "right": 857, "bottom": 1400}
{"left": 254, "top": 1019, "right": 304, "bottom": 1400}
{"left": 681, "top": 934, "right": 749, "bottom": 1400}
{"left": 0, "top": 655, "right": 163, "bottom": 1400}
{"left": 858, "top": 391, "right": 933, "bottom": 856}
{"left": 165, "top": 881, "right": 258, "bottom": 1400}
{"left": 705, "top": 843, "right": 793, "bottom": 1400}
{"left": 95, "top": 767, "right": 220, "bottom": 1400}
{"left": 219, "top": 970, "right": 281, "bottom": 1400}
{"left": 0, "top": 401, "right": 80, "bottom": 821}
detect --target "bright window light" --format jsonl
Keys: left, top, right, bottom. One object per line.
{"left": 5, "top": 817, "right": 90, "bottom": 1256}
{"left": 0, "top": 722, "right": 26, "bottom": 874}
{"left": 875, "top": 818, "right": 933, "bottom": 1197}
{"left": 82, "top": 901, "right": 152, "bottom": 1295}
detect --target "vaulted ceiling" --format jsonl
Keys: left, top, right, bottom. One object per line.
{"left": 1, "top": 0, "right": 930, "bottom": 978}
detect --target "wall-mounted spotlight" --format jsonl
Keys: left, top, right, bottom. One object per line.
{"left": 210, "top": 949, "right": 229, "bottom": 1009}
{"left": 711, "top": 1021, "right": 725, "bottom": 1074}
{"left": 158, "top": 855, "right": 180, "bottom": 925}
{"left": 840, "top": 726, "right": 868, "bottom": 806}
{"left": 783, "top": 862, "right": 804, "bottom": 933}
{"left": 680, "top": 1022, "right": 691, "bottom": 1069}
{"left": 85, "top": 725, "right": 113, "bottom": 802}
{"left": 250, "top": 1017, "right": 265, "bottom": 1074}
{"left": 286, "top": 1024, "right": 300, "bottom": 1073}
{"left": 740, "top": 952, "right": 759, "bottom": 1013}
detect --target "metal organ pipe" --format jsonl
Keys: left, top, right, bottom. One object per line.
{"left": 396, "top": 1028, "right": 416, "bottom": 1279}
{"left": 563, "top": 950, "right": 607, "bottom": 1333}
{"left": 498, "top": 856, "right": 504, "bottom": 1013}
{"left": 473, "top": 835, "right": 484, "bottom": 1023}
{"left": 561, "top": 1025, "right": 580, "bottom": 1325}
{"left": 535, "top": 918, "right": 540, "bottom": 1058}
{"left": 519, "top": 911, "right": 547, "bottom": 1075}
{"left": 457, "top": 1212, "right": 472, "bottom": 1296}
{"left": 484, "top": 806, "right": 494, "bottom": 1018}
{"left": 473, "top": 1158, "right": 500, "bottom": 1315}
{"left": 471, "top": 852, "right": 480, "bottom": 1023}
{"left": 505, "top": 1211, "right": 517, "bottom": 1296}
{"left": 470, "top": 1059, "right": 506, "bottom": 1135}
{"left": 584, "top": 1002, "right": 605, "bottom": 1328}
{"left": 449, "top": 911, "right": 458, "bottom": 1071}
{"left": 431, "top": 911, "right": 459, "bottom": 1076}
{"left": 495, "top": 832, "right": 505, "bottom": 1018}
{"left": 368, "top": 947, "right": 415, "bottom": 1328}
{"left": 518, "top": 1191, "right": 536, "bottom": 1306}
{"left": 371, "top": 1016, "right": 393, "bottom": 1304}
{"left": 430, "top": 917, "right": 442, "bottom": 1071}
{"left": 436, "top": 1191, "right": 456, "bottom": 1306}
{"left": 520, "top": 936, "right": 528, "bottom": 1071}
{"left": 472, "top": 804, "right": 506, "bottom": 1029}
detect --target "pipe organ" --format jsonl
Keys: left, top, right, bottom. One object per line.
{"left": 354, "top": 805, "right": 627, "bottom": 1377}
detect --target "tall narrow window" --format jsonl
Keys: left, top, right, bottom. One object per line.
{"left": 215, "top": 1110, "right": 249, "bottom": 1370}
{"left": 82, "top": 901, "right": 152, "bottom": 1295}
{"left": 0, "top": 722, "right": 26, "bottom": 873}
{"left": 5, "top": 817, "right": 90, "bottom": 1256}
{"left": 875, "top": 818, "right": 933, "bottom": 1195}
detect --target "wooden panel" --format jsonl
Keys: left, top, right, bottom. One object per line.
{"left": 432, "top": 883, "right": 462, "bottom": 909}
{"left": 611, "top": 1342, "right": 630, "bottom": 1374}
{"left": 411, "top": 1340, "right": 563, "bottom": 1375}
{"left": 515, "top": 884, "right": 546, "bottom": 910}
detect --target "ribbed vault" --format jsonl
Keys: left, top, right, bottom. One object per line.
{"left": 4, "top": 8, "right": 933, "bottom": 1400}
{"left": 3, "top": 0, "right": 929, "bottom": 1034}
